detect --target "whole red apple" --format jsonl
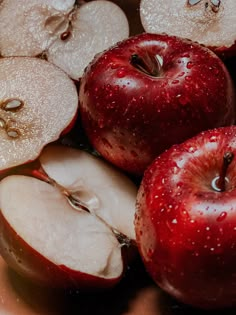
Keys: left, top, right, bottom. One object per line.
{"left": 79, "top": 33, "right": 235, "bottom": 176}
{"left": 135, "top": 125, "right": 236, "bottom": 309}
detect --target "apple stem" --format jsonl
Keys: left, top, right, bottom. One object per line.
{"left": 215, "top": 152, "right": 234, "bottom": 192}
{"left": 130, "top": 53, "right": 162, "bottom": 77}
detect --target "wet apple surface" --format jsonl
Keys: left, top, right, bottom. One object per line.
{"left": 0, "top": 0, "right": 235, "bottom": 313}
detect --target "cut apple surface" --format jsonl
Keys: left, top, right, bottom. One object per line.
{"left": 47, "top": 0, "right": 130, "bottom": 79}
{"left": 140, "top": 0, "right": 236, "bottom": 55}
{"left": 0, "top": 0, "right": 129, "bottom": 79}
{"left": 0, "top": 0, "right": 75, "bottom": 57}
{"left": 0, "top": 57, "right": 78, "bottom": 172}
{"left": 0, "top": 145, "right": 137, "bottom": 288}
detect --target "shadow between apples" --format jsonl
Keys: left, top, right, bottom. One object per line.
{"left": 6, "top": 255, "right": 236, "bottom": 315}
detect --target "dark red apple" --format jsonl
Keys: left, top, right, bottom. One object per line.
{"left": 135, "top": 125, "right": 236, "bottom": 309}
{"left": 79, "top": 33, "right": 235, "bottom": 176}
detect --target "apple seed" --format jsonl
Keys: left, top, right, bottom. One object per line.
{"left": 6, "top": 128, "right": 20, "bottom": 139}
{"left": 1, "top": 99, "right": 24, "bottom": 111}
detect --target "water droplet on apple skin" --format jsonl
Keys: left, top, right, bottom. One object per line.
{"left": 216, "top": 212, "right": 227, "bottom": 222}
{"left": 187, "top": 61, "right": 194, "bottom": 69}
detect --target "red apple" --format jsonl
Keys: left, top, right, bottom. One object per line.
{"left": 140, "top": 0, "right": 236, "bottom": 58}
{"left": 135, "top": 125, "right": 236, "bottom": 309}
{"left": 0, "top": 145, "right": 137, "bottom": 289}
{"left": 79, "top": 32, "right": 235, "bottom": 176}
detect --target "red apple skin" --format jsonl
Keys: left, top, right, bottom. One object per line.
{"left": 135, "top": 125, "right": 236, "bottom": 309}
{"left": 0, "top": 210, "right": 123, "bottom": 290}
{"left": 214, "top": 42, "right": 236, "bottom": 59}
{"left": 79, "top": 33, "right": 235, "bottom": 176}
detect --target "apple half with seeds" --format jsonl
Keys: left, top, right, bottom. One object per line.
{"left": 0, "top": 0, "right": 129, "bottom": 79}
{"left": 0, "top": 145, "right": 137, "bottom": 289}
{"left": 0, "top": 56, "right": 78, "bottom": 173}
{"left": 140, "top": 0, "right": 236, "bottom": 57}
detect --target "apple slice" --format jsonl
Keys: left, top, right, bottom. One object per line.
{"left": 0, "top": 145, "right": 137, "bottom": 288}
{"left": 0, "top": 56, "right": 78, "bottom": 172}
{"left": 0, "top": 0, "right": 75, "bottom": 57}
{"left": 140, "top": 0, "right": 236, "bottom": 56}
{"left": 47, "top": 0, "right": 130, "bottom": 79}
{"left": 0, "top": 0, "right": 129, "bottom": 79}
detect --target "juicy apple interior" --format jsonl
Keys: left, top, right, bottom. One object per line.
{"left": 0, "top": 56, "right": 78, "bottom": 172}
{"left": 135, "top": 126, "right": 236, "bottom": 309}
{"left": 140, "top": 0, "right": 236, "bottom": 56}
{"left": 0, "top": 145, "right": 137, "bottom": 288}
{"left": 0, "top": 0, "right": 129, "bottom": 79}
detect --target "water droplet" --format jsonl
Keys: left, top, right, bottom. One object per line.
{"left": 176, "top": 94, "right": 189, "bottom": 106}
{"left": 217, "top": 211, "right": 227, "bottom": 222}
{"left": 172, "top": 79, "right": 179, "bottom": 84}
{"left": 210, "top": 136, "right": 217, "bottom": 142}
{"left": 187, "top": 61, "right": 194, "bottom": 69}
{"left": 147, "top": 248, "right": 154, "bottom": 258}
{"left": 185, "top": 75, "right": 191, "bottom": 82}
{"left": 117, "top": 69, "right": 126, "bottom": 78}
{"left": 110, "top": 63, "right": 119, "bottom": 70}
{"left": 178, "top": 71, "right": 185, "bottom": 77}
{"left": 101, "top": 138, "right": 112, "bottom": 149}
{"left": 188, "top": 146, "right": 196, "bottom": 153}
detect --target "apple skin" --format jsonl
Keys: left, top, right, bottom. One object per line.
{"left": 135, "top": 125, "right": 236, "bottom": 309}
{"left": 79, "top": 33, "right": 235, "bottom": 176}
{"left": 0, "top": 210, "right": 123, "bottom": 289}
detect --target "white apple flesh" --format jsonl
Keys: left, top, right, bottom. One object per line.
{"left": 0, "top": 145, "right": 137, "bottom": 288}
{"left": 0, "top": 0, "right": 129, "bottom": 79}
{"left": 140, "top": 0, "right": 236, "bottom": 56}
{"left": 0, "top": 56, "right": 78, "bottom": 172}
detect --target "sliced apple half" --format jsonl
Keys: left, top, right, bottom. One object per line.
{"left": 0, "top": 57, "right": 78, "bottom": 172}
{"left": 47, "top": 0, "right": 130, "bottom": 79}
{"left": 140, "top": 0, "right": 236, "bottom": 56}
{"left": 0, "top": 145, "right": 137, "bottom": 288}
{"left": 0, "top": 0, "right": 129, "bottom": 79}
{"left": 0, "top": 0, "right": 75, "bottom": 57}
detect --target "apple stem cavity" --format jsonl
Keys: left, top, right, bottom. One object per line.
{"left": 130, "top": 53, "right": 162, "bottom": 77}
{"left": 212, "top": 152, "right": 234, "bottom": 192}
{"left": 187, "top": 0, "right": 221, "bottom": 13}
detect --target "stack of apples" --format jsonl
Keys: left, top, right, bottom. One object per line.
{"left": 0, "top": 0, "right": 235, "bottom": 313}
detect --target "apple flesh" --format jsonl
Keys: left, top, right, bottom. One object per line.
{"left": 0, "top": 0, "right": 129, "bottom": 79}
{"left": 140, "top": 0, "right": 236, "bottom": 57}
{"left": 0, "top": 56, "right": 78, "bottom": 172}
{"left": 79, "top": 32, "right": 235, "bottom": 176}
{"left": 0, "top": 145, "right": 137, "bottom": 289}
{"left": 135, "top": 125, "right": 236, "bottom": 309}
